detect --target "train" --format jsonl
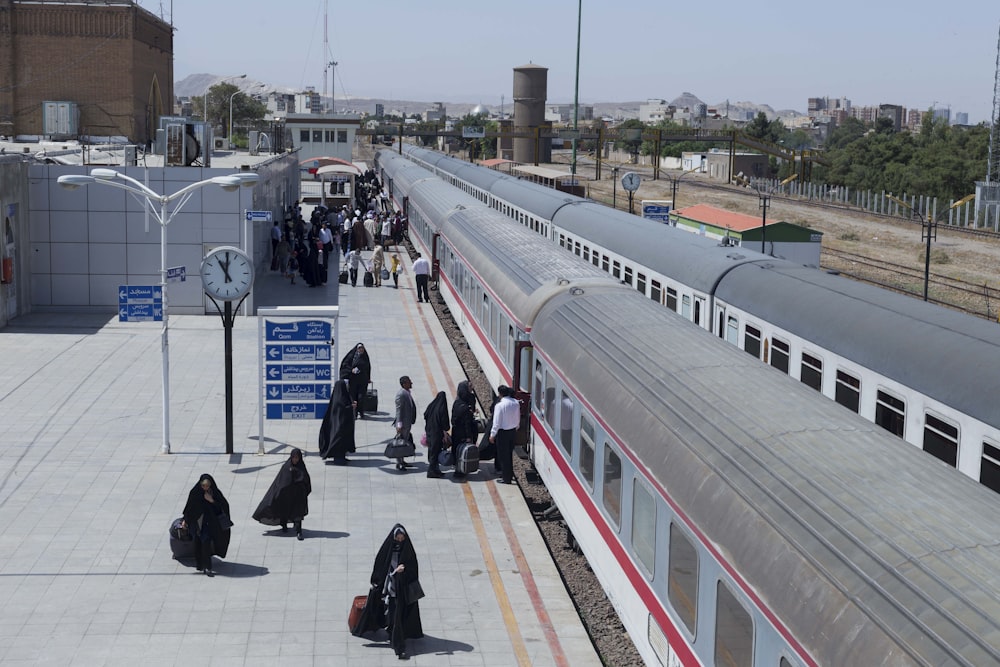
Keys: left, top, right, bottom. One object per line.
{"left": 390, "top": 144, "right": 1000, "bottom": 496}
{"left": 375, "top": 148, "right": 1000, "bottom": 667}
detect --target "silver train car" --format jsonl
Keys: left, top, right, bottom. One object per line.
{"left": 393, "top": 145, "right": 1000, "bottom": 496}
{"left": 377, "top": 149, "right": 1000, "bottom": 667}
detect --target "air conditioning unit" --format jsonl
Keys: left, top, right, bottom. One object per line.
{"left": 213, "top": 137, "right": 228, "bottom": 151}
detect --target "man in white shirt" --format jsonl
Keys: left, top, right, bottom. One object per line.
{"left": 412, "top": 253, "right": 431, "bottom": 303}
{"left": 489, "top": 385, "right": 521, "bottom": 484}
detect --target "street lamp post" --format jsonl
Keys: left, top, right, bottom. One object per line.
{"left": 611, "top": 166, "right": 620, "bottom": 210}
{"left": 56, "top": 169, "right": 260, "bottom": 453}
{"left": 202, "top": 74, "right": 246, "bottom": 121}
{"left": 669, "top": 167, "right": 699, "bottom": 214}
{"left": 887, "top": 194, "right": 972, "bottom": 301}
{"left": 229, "top": 84, "right": 264, "bottom": 144}
{"left": 752, "top": 183, "right": 771, "bottom": 255}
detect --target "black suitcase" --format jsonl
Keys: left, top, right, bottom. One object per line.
{"left": 362, "top": 382, "right": 378, "bottom": 413}
{"left": 363, "top": 270, "right": 374, "bottom": 287}
{"left": 169, "top": 517, "right": 196, "bottom": 560}
{"left": 339, "top": 269, "right": 349, "bottom": 284}
{"left": 456, "top": 442, "right": 480, "bottom": 475}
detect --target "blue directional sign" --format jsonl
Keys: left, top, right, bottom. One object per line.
{"left": 246, "top": 210, "right": 273, "bottom": 223}
{"left": 118, "top": 285, "right": 163, "bottom": 322}
{"left": 264, "top": 319, "right": 334, "bottom": 420}
{"left": 642, "top": 202, "right": 672, "bottom": 223}
{"left": 166, "top": 266, "right": 186, "bottom": 283}
{"left": 265, "top": 320, "right": 332, "bottom": 342}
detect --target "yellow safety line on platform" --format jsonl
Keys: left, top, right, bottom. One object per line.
{"left": 462, "top": 481, "right": 533, "bottom": 667}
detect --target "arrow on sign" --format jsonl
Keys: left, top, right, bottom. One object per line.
{"left": 268, "top": 347, "right": 281, "bottom": 359}
{"left": 269, "top": 387, "right": 280, "bottom": 398}
{"left": 268, "top": 367, "right": 281, "bottom": 379}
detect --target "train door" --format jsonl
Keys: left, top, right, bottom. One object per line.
{"left": 513, "top": 341, "right": 533, "bottom": 449}
{"left": 430, "top": 233, "right": 441, "bottom": 286}
{"left": 693, "top": 296, "right": 705, "bottom": 328}
{"left": 716, "top": 305, "right": 726, "bottom": 339}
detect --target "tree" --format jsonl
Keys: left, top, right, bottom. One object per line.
{"left": 614, "top": 119, "right": 646, "bottom": 156}
{"left": 195, "top": 83, "right": 267, "bottom": 138}
{"left": 742, "top": 111, "right": 787, "bottom": 144}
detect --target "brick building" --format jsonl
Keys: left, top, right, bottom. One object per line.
{"left": 0, "top": 0, "right": 173, "bottom": 142}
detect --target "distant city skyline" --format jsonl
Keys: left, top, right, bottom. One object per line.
{"left": 158, "top": 0, "right": 999, "bottom": 125}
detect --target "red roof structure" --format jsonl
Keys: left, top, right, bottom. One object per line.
{"left": 673, "top": 204, "right": 762, "bottom": 231}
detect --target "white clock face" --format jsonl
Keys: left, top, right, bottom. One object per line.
{"left": 201, "top": 247, "right": 254, "bottom": 301}
{"left": 622, "top": 172, "right": 641, "bottom": 192}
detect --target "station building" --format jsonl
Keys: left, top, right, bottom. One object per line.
{"left": 0, "top": 0, "right": 173, "bottom": 143}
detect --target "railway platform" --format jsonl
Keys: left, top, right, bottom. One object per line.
{"left": 0, "top": 247, "right": 601, "bottom": 666}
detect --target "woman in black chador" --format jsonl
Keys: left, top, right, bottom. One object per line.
{"left": 252, "top": 448, "right": 312, "bottom": 539}
{"left": 181, "top": 474, "right": 232, "bottom": 577}
{"left": 339, "top": 342, "right": 372, "bottom": 419}
{"left": 450, "top": 380, "right": 479, "bottom": 478}
{"left": 423, "top": 391, "right": 450, "bottom": 479}
{"left": 319, "top": 378, "right": 356, "bottom": 465}
{"left": 351, "top": 524, "right": 424, "bottom": 660}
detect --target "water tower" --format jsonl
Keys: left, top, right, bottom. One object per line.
{"left": 512, "top": 64, "right": 551, "bottom": 164}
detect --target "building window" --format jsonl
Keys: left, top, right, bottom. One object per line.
{"left": 800, "top": 351, "right": 823, "bottom": 391}
{"left": 835, "top": 370, "right": 861, "bottom": 413}
{"left": 715, "top": 582, "right": 753, "bottom": 667}
{"left": 923, "top": 413, "right": 959, "bottom": 467}
{"left": 312, "top": 130, "right": 323, "bottom": 143}
{"left": 875, "top": 390, "right": 905, "bottom": 438}
{"left": 744, "top": 325, "right": 762, "bottom": 359}
{"left": 325, "top": 130, "right": 336, "bottom": 142}
{"left": 668, "top": 524, "right": 698, "bottom": 634}
{"left": 770, "top": 337, "right": 789, "bottom": 374}
{"left": 299, "top": 130, "right": 310, "bottom": 143}
{"left": 632, "top": 480, "right": 656, "bottom": 575}
{"left": 338, "top": 130, "right": 347, "bottom": 143}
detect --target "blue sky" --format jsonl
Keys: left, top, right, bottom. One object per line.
{"left": 157, "top": 0, "right": 999, "bottom": 123}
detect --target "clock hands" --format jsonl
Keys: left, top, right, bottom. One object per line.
{"left": 220, "top": 252, "right": 233, "bottom": 283}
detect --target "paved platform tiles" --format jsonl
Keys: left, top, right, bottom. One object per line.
{"left": 0, "top": 249, "right": 601, "bottom": 666}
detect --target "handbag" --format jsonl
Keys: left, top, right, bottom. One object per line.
{"left": 384, "top": 437, "right": 416, "bottom": 459}
{"left": 348, "top": 594, "right": 368, "bottom": 630}
{"left": 438, "top": 450, "right": 454, "bottom": 467}
{"left": 406, "top": 580, "right": 425, "bottom": 602}
{"left": 381, "top": 267, "right": 390, "bottom": 280}
{"left": 218, "top": 512, "right": 234, "bottom": 530}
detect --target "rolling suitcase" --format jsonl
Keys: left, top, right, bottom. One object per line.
{"left": 455, "top": 441, "right": 480, "bottom": 475}
{"left": 169, "top": 517, "right": 195, "bottom": 560}
{"left": 362, "top": 382, "right": 378, "bottom": 413}
{"left": 363, "top": 270, "right": 374, "bottom": 287}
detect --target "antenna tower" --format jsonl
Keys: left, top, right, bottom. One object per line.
{"left": 322, "top": 0, "right": 329, "bottom": 110}
{"left": 989, "top": 22, "right": 1000, "bottom": 183}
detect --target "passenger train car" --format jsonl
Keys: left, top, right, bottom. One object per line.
{"left": 377, "top": 149, "right": 1000, "bottom": 667}
{"left": 392, "top": 144, "right": 1000, "bottom": 496}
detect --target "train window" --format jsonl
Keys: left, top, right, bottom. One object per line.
{"left": 625, "top": 266, "right": 634, "bottom": 287}
{"left": 780, "top": 658, "right": 794, "bottom": 667}
{"left": 637, "top": 272, "right": 647, "bottom": 295}
{"left": 875, "top": 390, "right": 905, "bottom": 438}
{"left": 580, "top": 416, "right": 596, "bottom": 489}
{"left": 592, "top": 252, "right": 600, "bottom": 268}
{"left": 602, "top": 444, "right": 622, "bottom": 528}
{"left": 715, "top": 582, "right": 754, "bottom": 667}
{"left": 574, "top": 241, "right": 582, "bottom": 257}
{"left": 744, "top": 325, "right": 762, "bottom": 359}
{"left": 602, "top": 256, "right": 610, "bottom": 272}
{"left": 835, "top": 370, "right": 861, "bottom": 413}
{"left": 800, "top": 352, "right": 823, "bottom": 392}
{"left": 923, "top": 414, "right": 959, "bottom": 467}
{"left": 612, "top": 261, "right": 621, "bottom": 279}
{"left": 632, "top": 480, "right": 656, "bottom": 575}
{"left": 506, "top": 325, "right": 516, "bottom": 369}
{"left": 651, "top": 280, "right": 662, "bottom": 304}
{"left": 583, "top": 246, "right": 590, "bottom": 261}
{"left": 681, "top": 295, "right": 691, "bottom": 319}
{"left": 668, "top": 524, "right": 699, "bottom": 635}
{"left": 980, "top": 442, "right": 1000, "bottom": 493}
{"left": 770, "top": 338, "right": 789, "bottom": 373}
{"left": 544, "top": 373, "right": 557, "bottom": 432}
{"left": 666, "top": 287, "right": 678, "bottom": 312}
{"left": 533, "top": 361, "right": 544, "bottom": 412}
{"left": 559, "top": 234, "right": 567, "bottom": 249}
{"left": 726, "top": 316, "right": 739, "bottom": 345}
{"left": 559, "top": 391, "right": 574, "bottom": 453}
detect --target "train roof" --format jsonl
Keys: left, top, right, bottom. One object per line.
{"left": 387, "top": 152, "right": 621, "bottom": 329}
{"left": 553, "top": 201, "right": 767, "bottom": 293}
{"left": 715, "top": 262, "right": 1000, "bottom": 427}
{"left": 532, "top": 287, "right": 1000, "bottom": 666}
